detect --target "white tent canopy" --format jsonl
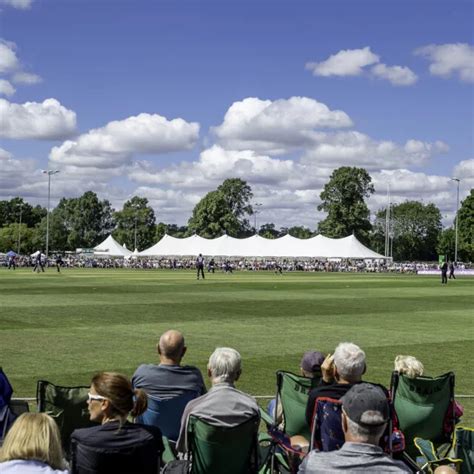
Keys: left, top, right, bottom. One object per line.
{"left": 93, "top": 235, "right": 132, "bottom": 257}
{"left": 139, "top": 233, "right": 386, "bottom": 259}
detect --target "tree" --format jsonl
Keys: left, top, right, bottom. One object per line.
{"left": 0, "top": 223, "right": 35, "bottom": 254}
{"left": 372, "top": 201, "right": 442, "bottom": 261}
{"left": 0, "top": 197, "right": 46, "bottom": 228}
{"left": 437, "top": 228, "right": 456, "bottom": 261}
{"left": 317, "top": 167, "right": 374, "bottom": 243}
{"left": 457, "top": 189, "right": 474, "bottom": 261}
{"left": 32, "top": 213, "right": 69, "bottom": 252}
{"left": 259, "top": 223, "right": 279, "bottom": 239}
{"left": 187, "top": 178, "right": 253, "bottom": 237}
{"left": 54, "top": 191, "right": 114, "bottom": 249}
{"left": 155, "top": 223, "right": 188, "bottom": 241}
{"left": 114, "top": 196, "right": 156, "bottom": 250}
{"left": 287, "top": 226, "right": 313, "bottom": 239}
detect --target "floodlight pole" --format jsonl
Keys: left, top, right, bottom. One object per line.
{"left": 17, "top": 202, "right": 22, "bottom": 254}
{"left": 44, "top": 170, "right": 60, "bottom": 258}
{"left": 254, "top": 203, "right": 262, "bottom": 234}
{"left": 451, "top": 178, "right": 460, "bottom": 263}
{"left": 134, "top": 216, "right": 138, "bottom": 250}
{"left": 385, "top": 184, "right": 391, "bottom": 258}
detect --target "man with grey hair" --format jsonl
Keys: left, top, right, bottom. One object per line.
{"left": 132, "top": 329, "right": 206, "bottom": 399}
{"left": 299, "top": 384, "right": 411, "bottom": 472}
{"left": 306, "top": 342, "right": 367, "bottom": 426}
{"left": 176, "top": 347, "right": 259, "bottom": 453}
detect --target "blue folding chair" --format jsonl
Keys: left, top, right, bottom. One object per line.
{"left": 136, "top": 391, "right": 199, "bottom": 442}
{"left": 0, "top": 367, "right": 17, "bottom": 443}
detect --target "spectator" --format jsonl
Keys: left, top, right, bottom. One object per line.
{"left": 299, "top": 383, "right": 411, "bottom": 473}
{"left": 176, "top": 347, "right": 259, "bottom": 453}
{"left": 394, "top": 355, "right": 424, "bottom": 378}
{"left": 0, "top": 412, "right": 68, "bottom": 473}
{"left": 306, "top": 342, "right": 366, "bottom": 427}
{"left": 132, "top": 329, "right": 206, "bottom": 399}
{"left": 70, "top": 372, "right": 163, "bottom": 474}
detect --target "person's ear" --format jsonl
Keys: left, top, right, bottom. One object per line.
{"left": 207, "top": 367, "right": 212, "bottom": 379}
{"left": 157, "top": 343, "right": 161, "bottom": 355}
{"left": 341, "top": 411, "right": 348, "bottom": 433}
{"left": 362, "top": 363, "right": 367, "bottom": 375}
{"left": 235, "top": 369, "right": 242, "bottom": 382}
{"left": 181, "top": 346, "right": 187, "bottom": 357}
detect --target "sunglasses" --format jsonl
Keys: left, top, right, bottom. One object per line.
{"left": 87, "top": 392, "right": 108, "bottom": 402}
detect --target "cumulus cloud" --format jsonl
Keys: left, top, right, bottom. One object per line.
{"left": 11, "top": 71, "right": 42, "bottom": 84}
{"left": 212, "top": 97, "right": 352, "bottom": 155}
{"left": 301, "top": 132, "right": 448, "bottom": 170}
{"left": 306, "top": 47, "right": 418, "bottom": 86}
{"left": 371, "top": 63, "right": 418, "bottom": 86}
{"left": 0, "top": 0, "right": 34, "bottom": 9}
{"left": 50, "top": 113, "right": 200, "bottom": 169}
{"left": 0, "top": 98, "right": 77, "bottom": 140}
{"left": 415, "top": 43, "right": 474, "bottom": 83}
{"left": 306, "top": 47, "right": 379, "bottom": 76}
{"left": 0, "top": 78, "right": 15, "bottom": 96}
{"left": 0, "top": 40, "right": 19, "bottom": 73}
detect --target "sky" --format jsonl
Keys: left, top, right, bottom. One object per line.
{"left": 0, "top": 0, "right": 473, "bottom": 231}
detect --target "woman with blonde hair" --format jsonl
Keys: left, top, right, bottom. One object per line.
{"left": 0, "top": 412, "right": 68, "bottom": 473}
{"left": 394, "top": 355, "right": 424, "bottom": 379}
{"left": 70, "top": 372, "right": 163, "bottom": 474}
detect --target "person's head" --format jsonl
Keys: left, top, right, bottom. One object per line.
{"left": 157, "top": 329, "right": 186, "bottom": 364}
{"left": 88, "top": 372, "right": 147, "bottom": 424}
{"left": 207, "top": 347, "right": 242, "bottom": 384}
{"left": 394, "top": 355, "right": 424, "bottom": 378}
{"left": 341, "top": 383, "right": 389, "bottom": 445}
{"left": 0, "top": 413, "right": 65, "bottom": 470}
{"left": 333, "top": 342, "right": 366, "bottom": 383}
{"left": 300, "top": 350, "right": 325, "bottom": 378}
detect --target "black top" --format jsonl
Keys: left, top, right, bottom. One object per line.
{"left": 71, "top": 420, "right": 163, "bottom": 474}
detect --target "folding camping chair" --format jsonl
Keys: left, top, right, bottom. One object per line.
{"left": 0, "top": 367, "right": 16, "bottom": 444}
{"left": 454, "top": 426, "right": 474, "bottom": 474}
{"left": 390, "top": 371, "right": 456, "bottom": 460}
{"left": 136, "top": 390, "right": 199, "bottom": 442}
{"left": 185, "top": 414, "right": 260, "bottom": 474}
{"left": 309, "top": 396, "right": 345, "bottom": 452}
{"left": 36, "top": 380, "right": 96, "bottom": 453}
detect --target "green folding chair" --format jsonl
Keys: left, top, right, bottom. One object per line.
{"left": 454, "top": 426, "right": 474, "bottom": 474}
{"left": 275, "top": 370, "right": 320, "bottom": 440}
{"left": 413, "top": 437, "right": 462, "bottom": 473}
{"left": 390, "top": 371, "right": 455, "bottom": 459}
{"left": 186, "top": 414, "right": 260, "bottom": 474}
{"left": 36, "top": 380, "right": 96, "bottom": 454}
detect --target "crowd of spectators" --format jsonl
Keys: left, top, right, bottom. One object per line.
{"left": 0, "top": 330, "right": 462, "bottom": 473}
{"left": 3, "top": 254, "right": 471, "bottom": 273}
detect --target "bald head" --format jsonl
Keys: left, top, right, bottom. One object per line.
{"left": 157, "top": 330, "right": 186, "bottom": 364}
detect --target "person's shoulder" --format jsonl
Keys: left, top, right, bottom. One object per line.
{"left": 0, "top": 460, "right": 69, "bottom": 474}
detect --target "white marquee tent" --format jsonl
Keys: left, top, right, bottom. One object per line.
{"left": 93, "top": 235, "right": 132, "bottom": 257}
{"left": 139, "top": 234, "right": 386, "bottom": 259}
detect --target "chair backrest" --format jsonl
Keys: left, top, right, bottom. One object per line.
{"left": 310, "top": 396, "right": 344, "bottom": 452}
{"left": 276, "top": 370, "right": 320, "bottom": 439}
{"left": 37, "top": 380, "right": 96, "bottom": 452}
{"left": 136, "top": 391, "right": 199, "bottom": 442}
{"left": 391, "top": 371, "right": 455, "bottom": 456}
{"left": 70, "top": 436, "right": 160, "bottom": 474}
{"left": 187, "top": 415, "right": 259, "bottom": 474}
{"left": 0, "top": 368, "right": 16, "bottom": 443}
{"left": 455, "top": 426, "right": 474, "bottom": 474}
{"left": 0, "top": 368, "right": 13, "bottom": 409}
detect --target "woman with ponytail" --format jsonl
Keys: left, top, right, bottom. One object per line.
{"left": 70, "top": 372, "right": 163, "bottom": 474}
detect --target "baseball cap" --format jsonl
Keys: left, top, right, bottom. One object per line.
{"left": 340, "top": 383, "right": 389, "bottom": 426}
{"left": 301, "top": 351, "right": 325, "bottom": 373}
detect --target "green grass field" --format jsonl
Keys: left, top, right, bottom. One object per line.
{"left": 1, "top": 268, "right": 473, "bottom": 424}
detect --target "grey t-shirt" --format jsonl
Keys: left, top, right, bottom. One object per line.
{"left": 132, "top": 364, "right": 206, "bottom": 399}
{"left": 299, "top": 442, "right": 412, "bottom": 473}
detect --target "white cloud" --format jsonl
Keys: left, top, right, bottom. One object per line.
{"left": 371, "top": 63, "right": 418, "bottom": 86}
{"left": 415, "top": 43, "right": 474, "bottom": 83}
{"left": 0, "top": 98, "right": 77, "bottom": 140}
{"left": 453, "top": 159, "right": 474, "bottom": 194}
{"left": 50, "top": 113, "right": 200, "bottom": 169}
{"left": 0, "top": 0, "right": 34, "bottom": 9}
{"left": 12, "top": 71, "right": 42, "bottom": 84}
{"left": 0, "top": 40, "right": 19, "bottom": 73}
{"left": 212, "top": 97, "right": 352, "bottom": 155}
{"left": 306, "top": 47, "right": 379, "bottom": 77}
{"left": 301, "top": 132, "right": 448, "bottom": 170}
{"left": 0, "top": 79, "right": 15, "bottom": 96}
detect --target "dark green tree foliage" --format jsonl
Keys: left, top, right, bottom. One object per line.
{"left": 0, "top": 197, "right": 46, "bottom": 227}
{"left": 187, "top": 178, "right": 253, "bottom": 237}
{"left": 317, "top": 167, "right": 374, "bottom": 243}
{"left": 437, "top": 228, "right": 456, "bottom": 261}
{"left": 114, "top": 196, "right": 156, "bottom": 250}
{"left": 32, "top": 213, "right": 69, "bottom": 252}
{"left": 287, "top": 226, "right": 313, "bottom": 239}
{"left": 457, "top": 189, "right": 474, "bottom": 261}
{"left": 154, "top": 223, "right": 188, "bottom": 241}
{"left": 373, "top": 201, "right": 442, "bottom": 261}
{"left": 54, "top": 191, "right": 114, "bottom": 249}
{"left": 259, "top": 223, "right": 279, "bottom": 239}
{"left": 0, "top": 223, "right": 35, "bottom": 253}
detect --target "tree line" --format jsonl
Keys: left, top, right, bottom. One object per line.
{"left": 1, "top": 168, "right": 472, "bottom": 261}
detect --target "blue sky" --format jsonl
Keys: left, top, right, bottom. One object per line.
{"left": 0, "top": 0, "right": 473, "bottom": 229}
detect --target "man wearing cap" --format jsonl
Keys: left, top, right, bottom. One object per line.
{"left": 299, "top": 383, "right": 411, "bottom": 473}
